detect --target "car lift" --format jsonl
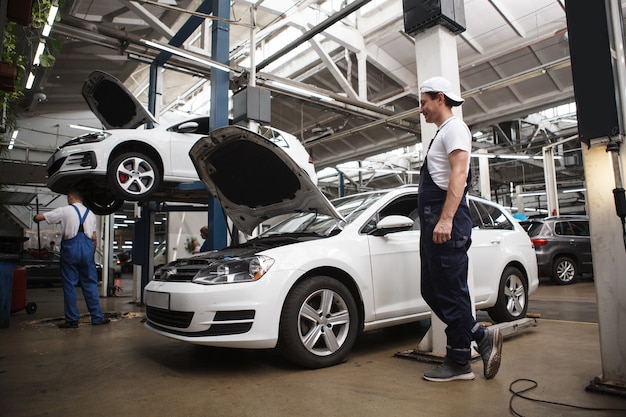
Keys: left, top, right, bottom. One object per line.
{"left": 394, "top": 261, "right": 539, "bottom": 363}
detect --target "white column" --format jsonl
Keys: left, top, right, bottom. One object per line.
{"left": 543, "top": 146, "right": 559, "bottom": 216}
{"left": 582, "top": 143, "right": 626, "bottom": 390}
{"left": 477, "top": 149, "right": 492, "bottom": 200}
{"left": 415, "top": 26, "right": 463, "bottom": 150}
{"left": 413, "top": 25, "right": 469, "bottom": 358}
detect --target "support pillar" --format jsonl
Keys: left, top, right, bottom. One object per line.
{"left": 543, "top": 146, "right": 559, "bottom": 216}
{"left": 582, "top": 143, "right": 626, "bottom": 396}
{"left": 205, "top": 0, "right": 229, "bottom": 251}
{"left": 412, "top": 24, "right": 465, "bottom": 360}
{"left": 477, "top": 149, "right": 492, "bottom": 200}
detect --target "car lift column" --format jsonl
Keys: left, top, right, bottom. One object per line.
{"left": 567, "top": 0, "right": 626, "bottom": 396}
{"left": 205, "top": 0, "right": 230, "bottom": 251}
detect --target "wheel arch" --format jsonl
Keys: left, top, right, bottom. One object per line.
{"left": 550, "top": 252, "right": 580, "bottom": 267}
{"left": 504, "top": 260, "right": 529, "bottom": 287}
{"left": 108, "top": 141, "right": 165, "bottom": 179}
{"left": 284, "top": 266, "right": 365, "bottom": 332}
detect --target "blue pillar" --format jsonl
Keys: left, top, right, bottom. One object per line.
{"left": 0, "top": 256, "right": 17, "bottom": 328}
{"left": 205, "top": 0, "right": 230, "bottom": 250}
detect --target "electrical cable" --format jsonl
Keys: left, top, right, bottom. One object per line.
{"left": 508, "top": 378, "right": 626, "bottom": 417}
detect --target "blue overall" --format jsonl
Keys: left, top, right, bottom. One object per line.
{"left": 59, "top": 206, "right": 105, "bottom": 324}
{"left": 418, "top": 144, "right": 484, "bottom": 362}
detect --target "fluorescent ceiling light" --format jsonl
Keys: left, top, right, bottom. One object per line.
{"left": 269, "top": 80, "right": 334, "bottom": 102}
{"left": 68, "top": 124, "right": 103, "bottom": 132}
{"left": 497, "top": 154, "right": 531, "bottom": 160}
{"left": 25, "top": 72, "right": 35, "bottom": 89}
{"left": 8, "top": 130, "right": 18, "bottom": 150}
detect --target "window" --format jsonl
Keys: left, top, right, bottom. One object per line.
{"left": 470, "top": 200, "right": 513, "bottom": 230}
{"left": 570, "top": 220, "right": 590, "bottom": 236}
{"left": 556, "top": 220, "right": 589, "bottom": 236}
{"left": 361, "top": 194, "right": 418, "bottom": 234}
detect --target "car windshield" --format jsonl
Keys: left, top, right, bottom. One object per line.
{"left": 261, "top": 191, "right": 387, "bottom": 237}
{"left": 519, "top": 221, "right": 544, "bottom": 237}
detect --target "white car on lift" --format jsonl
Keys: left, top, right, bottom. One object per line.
{"left": 45, "top": 70, "right": 317, "bottom": 215}
{"left": 142, "top": 125, "right": 539, "bottom": 369}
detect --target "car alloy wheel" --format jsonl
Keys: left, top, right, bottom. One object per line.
{"left": 279, "top": 276, "right": 359, "bottom": 369}
{"left": 551, "top": 256, "right": 577, "bottom": 285}
{"left": 487, "top": 266, "right": 528, "bottom": 322}
{"left": 110, "top": 152, "right": 161, "bottom": 200}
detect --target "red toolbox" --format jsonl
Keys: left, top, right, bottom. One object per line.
{"left": 11, "top": 265, "right": 36, "bottom": 314}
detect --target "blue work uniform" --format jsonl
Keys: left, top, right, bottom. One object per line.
{"left": 418, "top": 137, "right": 484, "bottom": 362}
{"left": 59, "top": 206, "right": 105, "bottom": 324}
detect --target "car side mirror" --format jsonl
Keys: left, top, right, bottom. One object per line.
{"left": 370, "top": 215, "right": 414, "bottom": 236}
{"left": 177, "top": 121, "right": 199, "bottom": 133}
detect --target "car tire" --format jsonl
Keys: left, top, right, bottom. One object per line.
{"left": 83, "top": 194, "right": 125, "bottom": 215}
{"left": 109, "top": 152, "right": 161, "bottom": 200}
{"left": 486, "top": 266, "right": 528, "bottom": 323}
{"left": 551, "top": 256, "right": 578, "bottom": 285}
{"left": 278, "top": 276, "right": 359, "bottom": 369}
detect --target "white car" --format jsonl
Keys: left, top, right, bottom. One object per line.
{"left": 143, "top": 126, "right": 539, "bottom": 369}
{"left": 46, "top": 70, "right": 316, "bottom": 215}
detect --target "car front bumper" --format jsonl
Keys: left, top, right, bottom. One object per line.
{"left": 143, "top": 275, "right": 290, "bottom": 349}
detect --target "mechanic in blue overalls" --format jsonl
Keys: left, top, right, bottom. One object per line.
{"left": 34, "top": 190, "right": 110, "bottom": 328}
{"left": 417, "top": 77, "right": 502, "bottom": 382}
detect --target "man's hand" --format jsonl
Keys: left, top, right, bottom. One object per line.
{"left": 33, "top": 214, "right": 40, "bottom": 223}
{"left": 433, "top": 218, "right": 453, "bottom": 244}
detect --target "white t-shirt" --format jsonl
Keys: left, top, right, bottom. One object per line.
{"left": 426, "top": 117, "right": 472, "bottom": 190}
{"left": 43, "top": 203, "right": 97, "bottom": 240}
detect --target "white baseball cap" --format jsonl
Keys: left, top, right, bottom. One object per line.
{"left": 419, "top": 76, "right": 464, "bottom": 106}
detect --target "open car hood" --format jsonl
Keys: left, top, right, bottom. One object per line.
{"left": 190, "top": 125, "right": 343, "bottom": 235}
{"left": 82, "top": 70, "right": 158, "bottom": 130}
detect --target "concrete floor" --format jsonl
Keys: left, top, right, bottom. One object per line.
{"left": 1, "top": 277, "right": 626, "bottom": 417}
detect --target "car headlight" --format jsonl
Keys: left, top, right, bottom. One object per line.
{"left": 192, "top": 255, "right": 275, "bottom": 285}
{"left": 60, "top": 132, "right": 109, "bottom": 148}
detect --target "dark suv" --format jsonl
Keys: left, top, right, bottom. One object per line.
{"left": 519, "top": 215, "right": 593, "bottom": 285}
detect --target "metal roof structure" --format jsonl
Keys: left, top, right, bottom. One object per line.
{"left": 2, "top": 0, "right": 618, "bottom": 212}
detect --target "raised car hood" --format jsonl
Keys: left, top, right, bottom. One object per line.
{"left": 190, "top": 125, "right": 343, "bottom": 235}
{"left": 82, "top": 70, "right": 157, "bottom": 130}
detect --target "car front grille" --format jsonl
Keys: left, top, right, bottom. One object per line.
{"left": 47, "top": 156, "right": 65, "bottom": 176}
{"left": 47, "top": 152, "right": 97, "bottom": 177}
{"left": 67, "top": 151, "right": 97, "bottom": 169}
{"left": 145, "top": 307, "right": 255, "bottom": 336}
{"left": 146, "top": 307, "right": 193, "bottom": 328}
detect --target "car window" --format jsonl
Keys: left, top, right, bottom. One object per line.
{"left": 520, "top": 221, "right": 544, "bottom": 237}
{"left": 470, "top": 200, "right": 513, "bottom": 230}
{"left": 470, "top": 200, "right": 494, "bottom": 229}
{"left": 263, "top": 128, "right": 290, "bottom": 150}
{"left": 570, "top": 220, "right": 590, "bottom": 236}
{"left": 361, "top": 194, "right": 418, "bottom": 234}
{"left": 555, "top": 221, "right": 574, "bottom": 236}
{"left": 555, "top": 220, "right": 589, "bottom": 236}
{"left": 263, "top": 191, "right": 387, "bottom": 237}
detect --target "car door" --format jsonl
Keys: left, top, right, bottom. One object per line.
{"left": 167, "top": 117, "right": 211, "bottom": 180}
{"left": 366, "top": 194, "right": 425, "bottom": 320}
{"left": 467, "top": 199, "right": 515, "bottom": 303}
{"left": 563, "top": 220, "right": 593, "bottom": 272}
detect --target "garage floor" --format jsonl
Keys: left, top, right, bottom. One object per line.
{"left": 1, "top": 277, "right": 625, "bottom": 417}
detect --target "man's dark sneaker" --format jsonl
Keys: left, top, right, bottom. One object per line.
{"left": 92, "top": 318, "right": 111, "bottom": 326}
{"left": 477, "top": 326, "right": 503, "bottom": 379}
{"left": 423, "top": 358, "right": 475, "bottom": 382}
{"left": 58, "top": 321, "right": 79, "bottom": 329}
